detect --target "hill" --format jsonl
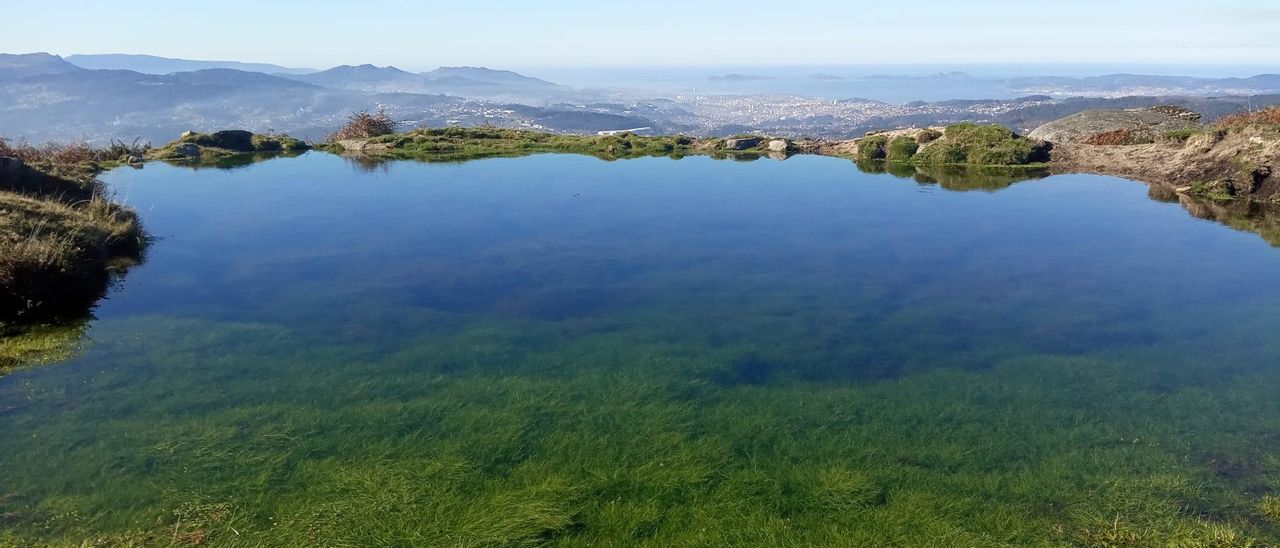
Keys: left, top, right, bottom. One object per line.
{"left": 0, "top": 53, "right": 83, "bottom": 79}
{"left": 290, "top": 64, "right": 417, "bottom": 88}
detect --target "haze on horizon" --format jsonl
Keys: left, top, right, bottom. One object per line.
{"left": 4, "top": 0, "right": 1279, "bottom": 72}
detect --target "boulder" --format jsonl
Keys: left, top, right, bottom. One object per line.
{"left": 1028, "top": 106, "right": 1202, "bottom": 144}
{"left": 767, "top": 139, "right": 790, "bottom": 152}
{"left": 724, "top": 137, "right": 762, "bottom": 150}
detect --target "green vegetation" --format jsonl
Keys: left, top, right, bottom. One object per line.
{"left": 885, "top": 136, "right": 919, "bottom": 162}
{"left": 913, "top": 123, "right": 1049, "bottom": 167}
{"left": 149, "top": 130, "right": 308, "bottom": 163}
{"left": 324, "top": 127, "right": 744, "bottom": 163}
{"left": 1261, "top": 495, "right": 1280, "bottom": 524}
{"left": 0, "top": 321, "right": 85, "bottom": 374}
{"left": 0, "top": 139, "right": 147, "bottom": 324}
{"left": 855, "top": 125, "right": 1048, "bottom": 168}
{"left": 856, "top": 135, "right": 889, "bottom": 161}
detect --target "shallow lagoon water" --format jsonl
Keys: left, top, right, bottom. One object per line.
{"left": 3, "top": 153, "right": 1280, "bottom": 545}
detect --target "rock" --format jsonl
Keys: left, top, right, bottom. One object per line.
{"left": 767, "top": 139, "right": 789, "bottom": 152}
{"left": 205, "top": 130, "right": 256, "bottom": 152}
{"left": 175, "top": 143, "right": 202, "bottom": 159}
{"left": 1029, "top": 106, "right": 1202, "bottom": 144}
{"left": 724, "top": 137, "right": 762, "bottom": 150}
{"left": 180, "top": 130, "right": 194, "bottom": 139}
{"left": 125, "top": 155, "right": 143, "bottom": 164}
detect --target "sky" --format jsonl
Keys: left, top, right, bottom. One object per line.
{"left": 4, "top": 0, "right": 1279, "bottom": 70}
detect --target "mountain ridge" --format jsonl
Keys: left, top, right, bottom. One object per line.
{"left": 66, "top": 53, "right": 315, "bottom": 75}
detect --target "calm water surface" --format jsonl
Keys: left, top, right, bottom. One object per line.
{"left": 3, "top": 153, "right": 1280, "bottom": 545}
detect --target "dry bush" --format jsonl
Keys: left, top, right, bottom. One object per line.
{"left": 328, "top": 109, "right": 397, "bottom": 142}
{"left": 1216, "top": 106, "right": 1280, "bottom": 129}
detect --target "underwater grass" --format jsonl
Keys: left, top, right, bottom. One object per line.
{"left": 1, "top": 305, "right": 1279, "bottom": 546}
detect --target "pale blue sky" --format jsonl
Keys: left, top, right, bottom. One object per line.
{"left": 4, "top": 0, "right": 1278, "bottom": 70}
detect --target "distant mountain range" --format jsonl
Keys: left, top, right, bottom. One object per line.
{"left": 0, "top": 53, "right": 650, "bottom": 144}
{"left": 65, "top": 54, "right": 315, "bottom": 75}
{"left": 284, "top": 64, "right": 562, "bottom": 101}
{"left": 1007, "top": 73, "right": 1280, "bottom": 97}
{"left": 4, "top": 52, "right": 1280, "bottom": 145}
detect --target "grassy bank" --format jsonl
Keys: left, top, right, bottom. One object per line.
{"left": 0, "top": 140, "right": 147, "bottom": 327}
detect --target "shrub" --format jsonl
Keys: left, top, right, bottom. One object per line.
{"left": 329, "top": 109, "right": 397, "bottom": 142}
{"left": 885, "top": 136, "right": 918, "bottom": 162}
{"left": 856, "top": 135, "right": 889, "bottom": 161}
